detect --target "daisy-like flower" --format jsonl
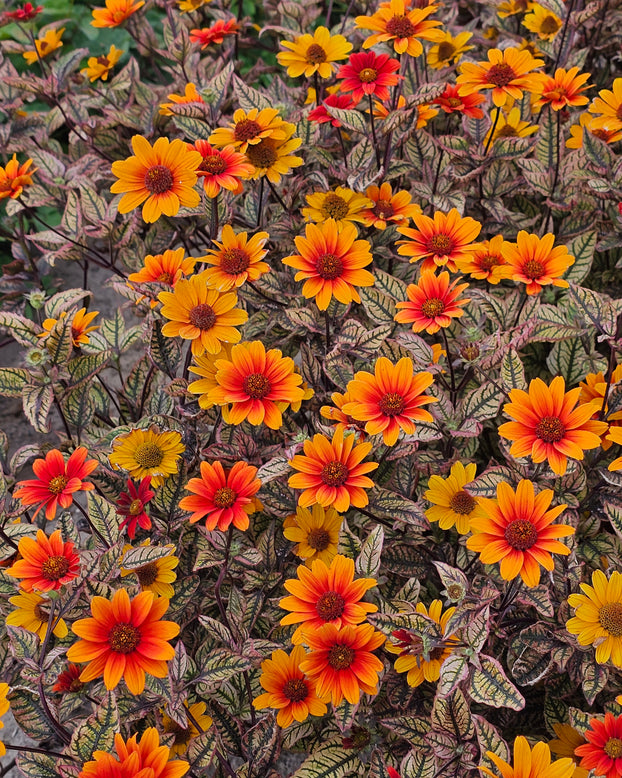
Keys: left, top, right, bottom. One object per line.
{"left": 386, "top": 600, "right": 458, "bottom": 687}
{"left": 80, "top": 45, "right": 123, "bottom": 82}
{"left": 454, "top": 235, "right": 512, "bottom": 284}
{"left": 484, "top": 106, "right": 538, "bottom": 145}
{"left": 396, "top": 208, "right": 482, "bottom": 273}
{"left": 280, "top": 554, "right": 377, "bottom": 645}
{"left": 14, "top": 447, "right": 97, "bottom": 520}
{"left": 187, "top": 343, "right": 234, "bottom": 410}
{"left": 342, "top": 357, "right": 436, "bottom": 446}
{"left": 457, "top": 47, "right": 544, "bottom": 107}
{"left": 337, "top": 51, "right": 400, "bottom": 103}
{"left": 254, "top": 645, "right": 328, "bottom": 727}
{"left": 277, "top": 26, "right": 352, "bottom": 80}
{"left": 283, "top": 505, "right": 342, "bottom": 567}
{"left": 4, "top": 3, "right": 43, "bottom": 21}
{"left": 158, "top": 272, "right": 248, "bottom": 357}
{"left": 427, "top": 31, "right": 473, "bottom": 70}
{"left": 91, "top": 0, "right": 143, "bottom": 27}
{"left": 566, "top": 569, "right": 622, "bottom": 667}
{"left": 190, "top": 141, "right": 254, "bottom": 198}
{"left": 179, "top": 460, "right": 261, "bottom": 531}
{"left": 308, "top": 94, "right": 357, "bottom": 126}
{"left": 588, "top": 77, "right": 622, "bottom": 132}
{"left": 53, "top": 663, "right": 85, "bottom": 694}
{"left": 243, "top": 132, "right": 304, "bottom": 184}
{"left": 6, "top": 591, "right": 68, "bottom": 640}
{"left": 497, "top": 0, "right": 534, "bottom": 17}
{"left": 549, "top": 724, "right": 589, "bottom": 778}
{"left": 23, "top": 28, "right": 64, "bottom": 65}
{"left": 120, "top": 543, "right": 178, "bottom": 599}
{"left": 161, "top": 702, "right": 212, "bottom": 757}
{"left": 356, "top": 0, "right": 443, "bottom": 57}
{"left": 207, "top": 340, "right": 305, "bottom": 429}
{"left": 190, "top": 18, "right": 240, "bottom": 49}
{"left": 566, "top": 112, "right": 622, "bottom": 149}
{"left": 360, "top": 182, "right": 421, "bottom": 230}
{"left": 319, "top": 390, "right": 364, "bottom": 437}
{"left": 67, "top": 589, "right": 179, "bottom": 694}
{"left": 0, "top": 155, "right": 36, "bottom": 200}
{"left": 372, "top": 93, "right": 407, "bottom": 120}
{"left": 395, "top": 271, "right": 470, "bottom": 335}
{"left": 210, "top": 108, "right": 293, "bottom": 154}
{"left": 111, "top": 136, "right": 202, "bottom": 223}
{"left": 532, "top": 66, "right": 592, "bottom": 111}
{"left": 522, "top": 3, "right": 562, "bottom": 40}
{"left": 79, "top": 728, "right": 189, "bottom": 778}
{"left": 128, "top": 248, "right": 197, "bottom": 308}
{"left": 202, "top": 225, "right": 270, "bottom": 290}
{"left": 432, "top": 83, "right": 485, "bottom": 118}
{"left": 177, "top": 0, "right": 210, "bottom": 12}
{"left": 117, "top": 478, "right": 155, "bottom": 539}
{"left": 288, "top": 426, "right": 378, "bottom": 512}
{"left": 299, "top": 623, "right": 385, "bottom": 706}
{"left": 501, "top": 231, "right": 574, "bottom": 295}
{"left": 159, "top": 83, "right": 204, "bottom": 117}
{"left": 109, "top": 428, "right": 185, "bottom": 487}
{"left": 575, "top": 714, "right": 622, "bottom": 778}
{"left": 6, "top": 530, "right": 79, "bottom": 592}
{"left": 424, "top": 461, "right": 479, "bottom": 535}
{"left": 608, "top": 427, "right": 622, "bottom": 471}
{"left": 302, "top": 188, "right": 373, "bottom": 231}
{"left": 481, "top": 736, "right": 575, "bottom": 778}
{"left": 416, "top": 103, "right": 439, "bottom": 128}
{"left": 40, "top": 307, "right": 99, "bottom": 347}
{"left": 499, "top": 376, "right": 608, "bottom": 475}
{"left": 282, "top": 220, "right": 374, "bottom": 311}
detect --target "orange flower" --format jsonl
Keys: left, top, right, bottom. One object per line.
{"left": 457, "top": 47, "right": 544, "bottom": 107}
{"left": 79, "top": 728, "right": 189, "bottom": 778}
{"left": 187, "top": 343, "right": 234, "bottom": 410}
{"left": 128, "top": 248, "right": 197, "bottom": 308}
{"left": 67, "top": 589, "right": 179, "bottom": 695}
{"left": 190, "top": 19, "right": 240, "bottom": 49}
{"left": 159, "top": 83, "right": 204, "bottom": 116}
{"left": 288, "top": 427, "right": 378, "bottom": 512}
{"left": 158, "top": 273, "right": 247, "bottom": 357}
{"left": 356, "top": 0, "right": 443, "bottom": 57}
{"left": 498, "top": 376, "right": 609, "bottom": 475}
{"left": 209, "top": 108, "right": 293, "bottom": 154}
{"left": 319, "top": 390, "right": 364, "bottom": 437}
{"left": 482, "top": 736, "right": 575, "bottom": 778}
{"left": 80, "top": 44, "right": 123, "bottom": 82}
{"left": 91, "top": 0, "right": 143, "bottom": 27}
{"left": 501, "top": 231, "right": 574, "bottom": 295}
{"left": 360, "top": 182, "right": 421, "bottom": 230}
{"left": 607, "top": 426, "right": 622, "bottom": 471}
{"left": 454, "top": 235, "right": 512, "bottom": 284}
{"left": 575, "top": 713, "right": 622, "bottom": 778}
{"left": 14, "top": 447, "right": 97, "bottom": 520}
{"left": 532, "top": 66, "right": 592, "bottom": 111}
{"left": 397, "top": 208, "right": 481, "bottom": 273}
{"left": 432, "top": 83, "right": 485, "bottom": 118}
{"left": 40, "top": 307, "right": 99, "bottom": 347}
{"left": 395, "top": 271, "right": 470, "bottom": 335}
{"left": 566, "top": 112, "right": 622, "bottom": 149}
{"left": 6, "top": 530, "right": 79, "bottom": 592}
{"left": 179, "top": 460, "right": 261, "bottom": 531}
{"left": 342, "top": 357, "right": 436, "bottom": 446}
{"left": 282, "top": 220, "right": 374, "bottom": 310}
{"left": 279, "top": 554, "right": 377, "bottom": 644}
{"left": 298, "top": 623, "right": 385, "bottom": 705}
{"left": 0, "top": 155, "right": 36, "bottom": 200}
{"left": 202, "top": 225, "right": 270, "bottom": 290}
{"left": 22, "top": 28, "right": 64, "bottom": 64}
{"left": 190, "top": 141, "right": 254, "bottom": 198}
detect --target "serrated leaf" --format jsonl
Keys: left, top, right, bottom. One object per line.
{"left": 79, "top": 185, "right": 108, "bottom": 225}
{"left": 62, "top": 385, "right": 95, "bottom": 430}
{"left": 359, "top": 287, "right": 395, "bottom": 323}
{"left": 473, "top": 715, "right": 509, "bottom": 775}
{"left": 461, "top": 382, "right": 502, "bottom": 422}
{"left": 44, "top": 289, "right": 91, "bottom": 320}
{"left": 7, "top": 625, "right": 39, "bottom": 659}
{"left": 70, "top": 693, "right": 119, "bottom": 762}
{"left": 367, "top": 488, "right": 428, "bottom": 530}
{"left": 66, "top": 350, "right": 112, "bottom": 388}
{"left": 195, "top": 648, "right": 252, "bottom": 685}
{"left": 400, "top": 748, "right": 437, "bottom": 778}
{"left": 469, "top": 655, "right": 525, "bottom": 710}
{"left": 150, "top": 320, "right": 183, "bottom": 377}
{"left": 325, "top": 105, "right": 368, "bottom": 134}
{"left": 17, "top": 752, "right": 58, "bottom": 778}
{"left": 188, "top": 728, "right": 218, "bottom": 768}
{"left": 0, "top": 311, "right": 41, "bottom": 347}
{"left": 22, "top": 383, "right": 54, "bottom": 433}
{"left": 256, "top": 457, "right": 290, "bottom": 484}
{"left": 356, "top": 525, "right": 384, "bottom": 578}
{"left": 546, "top": 338, "right": 590, "bottom": 385}
{"left": 62, "top": 189, "right": 82, "bottom": 235}
{"left": 233, "top": 75, "right": 272, "bottom": 111}
{"left": 437, "top": 654, "right": 469, "bottom": 697}
{"left": 121, "top": 544, "right": 174, "bottom": 569}
{"left": 431, "top": 689, "right": 473, "bottom": 739}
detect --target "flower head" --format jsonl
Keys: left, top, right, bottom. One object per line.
{"left": 302, "top": 188, "right": 373, "bottom": 231}
{"left": 78, "top": 728, "right": 189, "bottom": 778}
{"left": 424, "top": 461, "right": 479, "bottom": 534}
{"left": 128, "top": 248, "right": 197, "bottom": 308}
{"left": 161, "top": 703, "right": 212, "bottom": 756}
{"left": 356, "top": 0, "right": 443, "bottom": 57}
{"left": 337, "top": 51, "right": 400, "bottom": 103}
{"left": 567, "top": 112, "right": 622, "bottom": 149}
{"left": 117, "top": 477, "right": 155, "bottom": 538}
{"left": 549, "top": 724, "right": 589, "bottom": 778}
{"left": 159, "top": 83, "right": 204, "bottom": 116}
{"left": 187, "top": 343, "right": 234, "bottom": 410}
{"left": 109, "top": 428, "right": 185, "bottom": 487}
{"left": 320, "top": 390, "right": 364, "bottom": 437}
{"left": 0, "top": 155, "right": 36, "bottom": 200}
{"left": 23, "top": 28, "right": 64, "bottom": 65}
{"left": 501, "top": 231, "right": 574, "bottom": 295}
{"left": 6, "top": 591, "right": 68, "bottom": 640}
{"left": 395, "top": 271, "right": 470, "bottom": 335}
{"left": 608, "top": 426, "right": 622, "bottom": 471}
{"left": 454, "top": 235, "right": 512, "bottom": 283}
{"left": 190, "top": 18, "right": 240, "bottom": 48}
{"left": 4, "top": 3, "right": 43, "bottom": 21}
{"left": 91, "top": 0, "right": 143, "bottom": 27}
{"left": 202, "top": 225, "right": 270, "bottom": 290}
{"left": 283, "top": 505, "right": 342, "bottom": 567}
{"left": 6, "top": 530, "right": 79, "bottom": 592}
{"left": 53, "top": 664, "right": 85, "bottom": 694}
{"left": 243, "top": 132, "right": 303, "bottom": 184}
{"left": 532, "top": 66, "right": 592, "bottom": 110}
{"left": 277, "top": 26, "right": 352, "bottom": 79}
{"left": 575, "top": 714, "right": 622, "bottom": 778}
{"left": 210, "top": 108, "right": 292, "bottom": 153}
{"left": 397, "top": 208, "right": 481, "bottom": 273}
{"left": 522, "top": 3, "right": 562, "bottom": 39}
{"left": 40, "top": 307, "right": 99, "bottom": 347}
{"left": 566, "top": 570, "right": 622, "bottom": 668}
{"left": 120, "top": 544, "right": 178, "bottom": 599}
{"left": 177, "top": 0, "right": 211, "bottom": 12}
{"left": 360, "top": 182, "right": 421, "bottom": 230}
{"left": 81, "top": 45, "right": 123, "bottom": 82}
{"left": 484, "top": 106, "right": 538, "bottom": 145}
{"left": 481, "top": 736, "right": 575, "bottom": 778}
{"left": 457, "top": 46, "right": 544, "bottom": 107}
{"left": 497, "top": 0, "right": 534, "bottom": 17}
{"left": 427, "top": 31, "right": 473, "bottom": 70}
{"left": 308, "top": 94, "right": 356, "bottom": 126}
{"left": 432, "top": 83, "right": 485, "bottom": 118}
{"left": 589, "top": 77, "right": 622, "bottom": 132}
{"left": 190, "top": 141, "right": 254, "bottom": 198}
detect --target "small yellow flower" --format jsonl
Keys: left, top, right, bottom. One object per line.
{"left": 566, "top": 112, "right": 622, "bottom": 149}
{"left": 120, "top": 542, "right": 179, "bottom": 599}
{"left": 522, "top": 3, "right": 562, "bottom": 39}
{"left": 23, "top": 28, "right": 64, "bottom": 66}
{"left": 6, "top": 590, "right": 68, "bottom": 640}
{"left": 0, "top": 682, "right": 9, "bottom": 757}
{"left": 567, "top": 569, "right": 622, "bottom": 667}
{"left": 484, "top": 106, "right": 538, "bottom": 145}
{"left": 277, "top": 26, "right": 352, "bottom": 79}
{"left": 427, "top": 31, "right": 473, "bottom": 70}
{"left": 424, "top": 462, "right": 479, "bottom": 535}
{"left": 81, "top": 45, "right": 123, "bottom": 82}
{"left": 109, "top": 428, "right": 186, "bottom": 487}
{"left": 159, "top": 83, "right": 205, "bottom": 116}
{"left": 177, "top": 0, "right": 211, "bottom": 11}
{"left": 161, "top": 702, "right": 212, "bottom": 755}
{"left": 302, "top": 187, "right": 373, "bottom": 231}
{"left": 497, "top": 0, "right": 534, "bottom": 17}
{"left": 283, "top": 505, "right": 342, "bottom": 567}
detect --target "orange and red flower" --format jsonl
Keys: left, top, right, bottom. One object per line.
{"left": 532, "top": 66, "right": 592, "bottom": 111}
{"left": 79, "top": 728, "right": 189, "bottom": 778}
{"left": 53, "top": 663, "right": 85, "bottom": 694}
{"left": 308, "top": 94, "right": 357, "bottom": 126}
{"left": 190, "top": 18, "right": 240, "bottom": 49}
{"left": 356, "top": 0, "right": 443, "bottom": 57}
{"left": 455, "top": 235, "right": 512, "bottom": 284}
{"left": 338, "top": 51, "right": 400, "bottom": 104}
{"left": 360, "top": 182, "right": 421, "bottom": 231}
{"left": 395, "top": 271, "right": 470, "bottom": 335}
{"left": 397, "top": 208, "right": 482, "bottom": 273}
{"left": 91, "top": 0, "right": 144, "bottom": 27}
{"left": 6, "top": 530, "right": 79, "bottom": 592}
{"left": 14, "top": 447, "right": 97, "bottom": 520}
{"left": 117, "top": 478, "right": 155, "bottom": 539}
{"left": 0, "top": 155, "right": 37, "bottom": 200}
{"left": 501, "top": 231, "right": 575, "bottom": 295}
{"left": 457, "top": 46, "right": 544, "bottom": 107}
{"left": 128, "top": 248, "right": 197, "bottom": 307}
{"left": 202, "top": 226, "right": 270, "bottom": 290}
{"left": 178, "top": 460, "right": 261, "bottom": 531}
{"left": 575, "top": 713, "right": 622, "bottom": 778}
{"left": 190, "top": 141, "right": 254, "bottom": 198}
{"left": 432, "top": 83, "right": 486, "bottom": 118}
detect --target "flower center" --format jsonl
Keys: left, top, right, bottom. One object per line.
{"left": 421, "top": 298, "right": 445, "bottom": 318}
{"left": 358, "top": 67, "right": 378, "bottom": 83}
{"left": 282, "top": 678, "right": 308, "bottom": 701}
{"left": 486, "top": 63, "right": 517, "bottom": 87}
{"left": 592, "top": 128, "right": 612, "bottom": 141}
{"left": 200, "top": 155, "right": 227, "bottom": 174}
{"left": 540, "top": 14, "right": 561, "bottom": 34}
{"left": 446, "top": 583, "right": 465, "bottom": 600}
{"left": 378, "top": 391, "right": 405, "bottom": 416}
{"left": 144, "top": 165, "right": 174, "bottom": 194}
{"left": 133, "top": 442, "right": 165, "bottom": 468}
{"left": 34, "top": 603, "right": 49, "bottom": 621}
{"left": 521, "top": 258, "right": 545, "bottom": 279}
{"left": 320, "top": 193, "right": 350, "bottom": 220}
{"left": 617, "top": 105, "right": 622, "bottom": 121}
{"left": 48, "top": 475, "right": 69, "bottom": 494}
{"left": 385, "top": 15, "right": 416, "bottom": 37}
{"left": 436, "top": 41, "right": 456, "bottom": 61}
{"left": 504, "top": 519, "right": 538, "bottom": 550}
{"left": 321, "top": 461, "right": 349, "bottom": 487}
{"left": 41, "top": 555, "right": 70, "bottom": 580}
{"left": 69, "top": 678, "right": 84, "bottom": 692}
{"left": 245, "top": 139, "right": 278, "bottom": 168}
{"left": 598, "top": 603, "right": 622, "bottom": 637}
{"left": 316, "top": 252, "right": 344, "bottom": 280}
{"left": 604, "top": 738, "right": 622, "bottom": 758}
{"left": 129, "top": 499, "right": 144, "bottom": 515}
{"left": 497, "top": 124, "right": 519, "bottom": 137}
{"left": 135, "top": 562, "right": 159, "bottom": 587}
{"left": 243, "top": 372, "right": 271, "bottom": 399}
{"left": 480, "top": 254, "right": 503, "bottom": 270}
{"left": 213, "top": 486, "right": 237, "bottom": 508}
{"left": 96, "top": 55, "right": 110, "bottom": 66}
{"left": 449, "top": 489, "right": 476, "bottom": 515}
{"left": 164, "top": 719, "right": 191, "bottom": 745}
{"left": 157, "top": 271, "right": 174, "bottom": 284}
{"left": 315, "top": 590, "right": 346, "bottom": 621}
{"left": 234, "top": 119, "right": 262, "bottom": 142}
{"left": 535, "top": 415, "right": 565, "bottom": 443}
{"left": 374, "top": 199, "right": 394, "bottom": 219}
{"left": 428, "top": 233, "right": 453, "bottom": 254}
{"left": 306, "top": 43, "right": 327, "bottom": 64}
{"left": 188, "top": 303, "right": 216, "bottom": 330}
{"left": 447, "top": 96, "right": 463, "bottom": 108}
{"left": 108, "top": 623, "right": 141, "bottom": 653}
{"left": 307, "top": 528, "right": 331, "bottom": 551}
{"left": 327, "top": 644, "right": 355, "bottom": 670}
{"left": 221, "top": 248, "right": 250, "bottom": 275}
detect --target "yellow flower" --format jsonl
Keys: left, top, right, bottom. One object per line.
{"left": 244, "top": 131, "right": 304, "bottom": 185}
{"left": 23, "top": 28, "right": 64, "bottom": 66}
{"left": 566, "top": 569, "right": 622, "bottom": 667}
{"left": 302, "top": 187, "right": 373, "bottom": 231}
{"left": 202, "top": 225, "right": 270, "bottom": 291}
{"left": 39, "top": 307, "right": 99, "bottom": 348}
{"left": 6, "top": 590, "right": 68, "bottom": 640}
{"left": 120, "top": 542, "right": 179, "bottom": 599}
{"left": 566, "top": 112, "right": 622, "bottom": 149}
{"left": 548, "top": 724, "right": 589, "bottom": 778}
{"left": 209, "top": 108, "right": 294, "bottom": 154}
{"left": 187, "top": 343, "right": 234, "bottom": 410}
{"left": 497, "top": 0, "right": 534, "bottom": 17}
{"left": 81, "top": 45, "right": 123, "bottom": 82}
{"left": 177, "top": 0, "right": 211, "bottom": 11}
{"left": 0, "top": 682, "right": 8, "bottom": 757}
{"left": 161, "top": 702, "right": 212, "bottom": 756}
{"left": 277, "top": 26, "right": 352, "bottom": 79}
{"left": 484, "top": 106, "right": 539, "bottom": 145}
{"left": 159, "top": 83, "right": 204, "bottom": 116}
{"left": 283, "top": 505, "right": 342, "bottom": 567}
{"left": 522, "top": 3, "right": 562, "bottom": 39}
{"left": 482, "top": 737, "right": 575, "bottom": 778}
{"left": 427, "top": 31, "right": 473, "bottom": 70}
{"left": 109, "top": 428, "right": 186, "bottom": 487}
{"left": 416, "top": 103, "right": 439, "bottom": 128}
{"left": 424, "top": 462, "right": 479, "bottom": 535}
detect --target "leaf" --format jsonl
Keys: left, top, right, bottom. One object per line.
{"left": 70, "top": 693, "right": 119, "bottom": 762}
{"left": 17, "top": 752, "right": 59, "bottom": 778}
{"left": 45, "top": 311, "right": 73, "bottom": 366}
{"left": 7, "top": 625, "right": 39, "bottom": 659}
{"left": 602, "top": 501, "right": 622, "bottom": 540}
{"left": 359, "top": 287, "right": 395, "bottom": 324}
{"left": 79, "top": 185, "right": 108, "bottom": 225}
{"left": 469, "top": 655, "right": 525, "bottom": 710}
{"left": 437, "top": 654, "right": 469, "bottom": 697}
{"left": 546, "top": 338, "right": 590, "bottom": 385}
{"left": 325, "top": 105, "right": 368, "bottom": 134}
{"left": 565, "top": 231, "right": 597, "bottom": 284}
{"left": 431, "top": 689, "right": 473, "bottom": 739}
{"left": 233, "top": 75, "right": 272, "bottom": 111}
{"left": 242, "top": 715, "right": 280, "bottom": 772}
{"left": 30, "top": 148, "right": 66, "bottom": 180}
{"left": 0, "top": 367, "right": 31, "bottom": 397}
{"left": 22, "top": 383, "right": 54, "bottom": 433}
{"left": 461, "top": 382, "right": 502, "bottom": 422}
{"left": 62, "top": 385, "right": 95, "bottom": 430}
{"left": 150, "top": 320, "right": 183, "bottom": 377}
{"left": 367, "top": 488, "right": 428, "bottom": 530}
{"left": 535, "top": 109, "right": 558, "bottom": 170}
{"left": 583, "top": 129, "right": 616, "bottom": 171}
{"left": 0, "top": 311, "right": 41, "bottom": 347}
{"left": 66, "top": 351, "right": 112, "bottom": 388}
{"left": 44, "top": 288, "right": 90, "bottom": 320}
{"left": 581, "top": 655, "right": 609, "bottom": 704}
{"left": 195, "top": 648, "right": 252, "bottom": 685}
{"left": 473, "top": 715, "right": 509, "bottom": 775}
{"left": 356, "top": 525, "right": 384, "bottom": 578}
{"left": 188, "top": 728, "right": 218, "bottom": 769}
{"left": 500, "top": 348, "right": 526, "bottom": 391}
{"left": 400, "top": 748, "right": 437, "bottom": 778}
{"left": 256, "top": 457, "right": 290, "bottom": 484}
{"left": 292, "top": 741, "right": 361, "bottom": 778}
{"left": 86, "top": 492, "right": 120, "bottom": 547}
{"left": 121, "top": 544, "right": 174, "bottom": 569}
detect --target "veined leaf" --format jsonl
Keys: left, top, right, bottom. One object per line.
{"left": 70, "top": 693, "right": 119, "bottom": 761}
{"left": 0, "top": 367, "right": 31, "bottom": 397}
{"left": 22, "top": 383, "right": 54, "bottom": 433}
{"left": 356, "top": 525, "right": 384, "bottom": 578}
{"left": 469, "top": 655, "right": 525, "bottom": 710}
{"left": 292, "top": 741, "right": 361, "bottom": 778}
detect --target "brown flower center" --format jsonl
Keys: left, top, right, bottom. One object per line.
{"left": 136, "top": 562, "right": 159, "bottom": 587}
{"left": 144, "top": 165, "right": 174, "bottom": 194}
{"left": 385, "top": 14, "right": 416, "bottom": 38}
{"left": 328, "top": 644, "right": 355, "bottom": 670}
{"left": 108, "top": 623, "right": 141, "bottom": 653}
{"left": 521, "top": 259, "right": 545, "bottom": 279}
{"left": 428, "top": 233, "right": 453, "bottom": 254}
{"left": 617, "top": 105, "right": 622, "bottom": 121}
{"left": 486, "top": 63, "right": 517, "bottom": 87}
{"left": 479, "top": 254, "right": 503, "bottom": 270}
{"left": 134, "top": 442, "right": 164, "bottom": 468}
{"left": 48, "top": 475, "right": 69, "bottom": 495}
{"left": 599, "top": 602, "right": 622, "bottom": 637}
{"left": 374, "top": 199, "right": 394, "bottom": 219}
{"left": 421, "top": 298, "right": 445, "bottom": 318}
{"left": 539, "top": 14, "right": 561, "bottom": 34}
{"left": 358, "top": 67, "right": 378, "bottom": 83}
{"left": 535, "top": 415, "right": 565, "bottom": 443}
{"left": 213, "top": 486, "right": 237, "bottom": 508}
{"left": 316, "top": 590, "right": 346, "bottom": 621}
{"left": 461, "top": 343, "right": 480, "bottom": 360}
{"left": 69, "top": 678, "right": 84, "bottom": 692}
{"left": 436, "top": 41, "right": 456, "bottom": 61}
{"left": 306, "top": 43, "right": 327, "bottom": 64}
{"left": 604, "top": 738, "right": 622, "bottom": 758}
{"left": 41, "top": 555, "right": 70, "bottom": 580}
{"left": 321, "top": 461, "right": 348, "bottom": 487}
{"left": 447, "top": 96, "right": 463, "bottom": 108}
{"left": 188, "top": 303, "right": 216, "bottom": 330}
{"left": 449, "top": 489, "right": 476, "bottom": 515}
{"left": 592, "top": 128, "right": 612, "bottom": 141}
{"left": 307, "top": 528, "right": 331, "bottom": 551}
{"left": 320, "top": 193, "right": 350, "bottom": 220}
{"left": 157, "top": 271, "right": 174, "bottom": 284}
{"left": 200, "top": 155, "right": 227, "bottom": 174}
{"left": 504, "top": 519, "right": 538, "bottom": 550}
{"left": 316, "top": 252, "right": 344, "bottom": 280}
{"left": 378, "top": 392, "right": 405, "bottom": 416}
{"left": 234, "top": 119, "right": 262, "bottom": 142}
{"left": 96, "top": 55, "right": 110, "bottom": 66}
{"left": 221, "top": 248, "right": 250, "bottom": 275}
{"left": 282, "top": 678, "right": 308, "bottom": 701}
{"left": 34, "top": 603, "right": 48, "bottom": 621}
{"left": 243, "top": 372, "right": 271, "bottom": 399}
{"left": 164, "top": 719, "right": 191, "bottom": 745}
{"left": 497, "top": 124, "right": 519, "bottom": 137}
{"left": 129, "top": 499, "right": 144, "bottom": 515}
{"left": 245, "top": 139, "right": 278, "bottom": 168}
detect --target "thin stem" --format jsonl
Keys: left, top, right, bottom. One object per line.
{"left": 483, "top": 106, "right": 501, "bottom": 157}
{"left": 53, "top": 395, "right": 74, "bottom": 444}
{"left": 2, "top": 744, "right": 75, "bottom": 760}
{"left": 552, "top": 0, "right": 577, "bottom": 72}
{"left": 313, "top": 71, "right": 321, "bottom": 106}
{"left": 512, "top": 292, "right": 528, "bottom": 327}
{"left": 266, "top": 179, "right": 288, "bottom": 212}
{"left": 440, "top": 329, "right": 456, "bottom": 405}
{"left": 74, "top": 499, "right": 111, "bottom": 549}
{"left": 599, "top": 343, "right": 618, "bottom": 420}
{"left": 214, "top": 527, "right": 234, "bottom": 635}
{"left": 324, "top": 310, "right": 331, "bottom": 354}
{"left": 38, "top": 602, "right": 72, "bottom": 745}
{"left": 337, "top": 128, "right": 348, "bottom": 169}
{"left": 256, "top": 177, "right": 265, "bottom": 227}
{"left": 325, "top": 0, "right": 334, "bottom": 26}
{"left": 368, "top": 94, "right": 382, "bottom": 170}
{"left": 210, "top": 194, "right": 219, "bottom": 241}
{"left": 247, "top": 281, "right": 286, "bottom": 307}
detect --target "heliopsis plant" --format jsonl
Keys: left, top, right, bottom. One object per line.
{"left": 202, "top": 226, "right": 270, "bottom": 290}
{"left": 424, "top": 461, "right": 479, "bottom": 534}
{"left": 395, "top": 271, "right": 470, "bottom": 335}
{"left": 566, "top": 570, "right": 622, "bottom": 667}
{"left": 109, "top": 428, "right": 185, "bottom": 486}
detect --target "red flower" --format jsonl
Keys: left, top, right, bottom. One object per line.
{"left": 53, "top": 663, "right": 85, "bottom": 694}
{"left": 575, "top": 713, "right": 622, "bottom": 778}
{"left": 117, "top": 477, "right": 155, "bottom": 539}
{"left": 308, "top": 94, "right": 356, "bottom": 127}
{"left": 432, "top": 83, "right": 485, "bottom": 118}
{"left": 387, "top": 769, "right": 401, "bottom": 778}
{"left": 190, "top": 18, "right": 239, "bottom": 49}
{"left": 3, "top": 2, "right": 43, "bottom": 20}
{"left": 337, "top": 51, "right": 400, "bottom": 104}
